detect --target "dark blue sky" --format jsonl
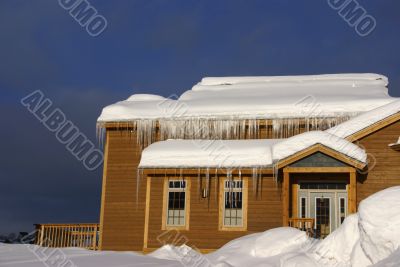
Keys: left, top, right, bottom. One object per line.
{"left": 1, "top": 0, "right": 400, "bottom": 234}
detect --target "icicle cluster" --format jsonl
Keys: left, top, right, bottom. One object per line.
{"left": 97, "top": 115, "right": 355, "bottom": 148}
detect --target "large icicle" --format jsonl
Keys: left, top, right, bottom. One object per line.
{"left": 98, "top": 114, "right": 357, "bottom": 148}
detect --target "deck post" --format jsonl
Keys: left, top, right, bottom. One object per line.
{"left": 39, "top": 224, "right": 44, "bottom": 246}
{"left": 92, "top": 225, "right": 98, "bottom": 250}
{"left": 143, "top": 176, "right": 151, "bottom": 251}
{"left": 282, "top": 168, "right": 290, "bottom": 226}
{"left": 349, "top": 168, "right": 357, "bottom": 214}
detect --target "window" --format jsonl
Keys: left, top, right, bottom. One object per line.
{"left": 339, "top": 197, "right": 346, "bottom": 224}
{"left": 300, "top": 197, "right": 307, "bottom": 218}
{"left": 299, "top": 182, "right": 346, "bottom": 190}
{"left": 163, "top": 179, "right": 190, "bottom": 229}
{"left": 219, "top": 178, "right": 247, "bottom": 231}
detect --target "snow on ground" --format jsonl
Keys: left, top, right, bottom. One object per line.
{"left": 2, "top": 186, "right": 400, "bottom": 266}
{"left": 98, "top": 74, "right": 397, "bottom": 121}
{"left": 139, "top": 131, "right": 366, "bottom": 168}
{"left": 0, "top": 243, "right": 180, "bottom": 267}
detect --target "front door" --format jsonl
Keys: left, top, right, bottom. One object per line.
{"left": 298, "top": 183, "right": 347, "bottom": 238}
{"left": 310, "top": 192, "right": 335, "bottom": 238}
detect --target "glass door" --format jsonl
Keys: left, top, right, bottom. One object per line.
{"left": 297, "top": 182, "right": 348, "bottom": 238}
{"left": 310, "top": 192, "right": 335, "bottom": 238}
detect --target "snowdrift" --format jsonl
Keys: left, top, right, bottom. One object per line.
{"left": 2, "top": 187, "right": 400, "bottom": 266}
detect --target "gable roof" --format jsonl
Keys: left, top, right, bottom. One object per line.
{"left": 272, "top": 131, "right": 367, "bottom": 169}
{"left": 274, "top": 144, "right": 366, "bottom": 170}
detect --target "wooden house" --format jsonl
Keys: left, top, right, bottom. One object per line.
{"left": 91, "top": 74, "right": 400, "bottom": 252}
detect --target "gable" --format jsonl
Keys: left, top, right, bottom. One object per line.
{"left": 289, "top": 152, "right": 348, "bottom": 167}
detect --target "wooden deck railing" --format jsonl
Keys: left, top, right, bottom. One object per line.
{"left": 34, "top": 223, "right": 100, "bottom": 250}
{"left": 288, "top": 218, "right": 314, "bottom": 237}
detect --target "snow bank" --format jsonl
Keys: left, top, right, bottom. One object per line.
{"left": 311, "top": 186, "right": 400, "bottom": 266}
{"left": 358, "top": 186, "right": 400, "bottom": 264}
{"left": 312, "top": 214, "right": 371, "bottom": 266}
{"left": 273, "top": 131, "right": 367, "bottom": 164}
{"left": 372, "top": 248, "right": 400, "bottom": 267}
{"left": 326, "top": 99, "right": 400, "bottom": 139}
{"left": 206, "top": 227, "right": 314, "bottom": 267}
{"left": 0, "top": 243, "right": 180, "bottom": 267}
{"left": 4, "top": 187, "right": 400, "bottom": 267}
{"left": 139, "top": 139, "right": 279, "bottom": 168}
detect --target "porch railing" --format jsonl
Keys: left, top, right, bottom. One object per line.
{"left": 34, "top": 223, "right": 100, "bottom": 250}
{"left": 288, "top": 218, "right": 314, "bottom": 237}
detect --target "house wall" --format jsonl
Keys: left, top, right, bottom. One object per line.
{"left": 100, "top": 122, "right": 311, "bottom": 251}
{"left": 99, "top": 119, "right": 400, "bottom": 251}
{"left": 356, "top": 120, "right": 400, "bottom": 205}
{"left": 99, "top": 129, "right": 146, "bottom": 251}
{"left": 146, "top": 173, "right": 282, "bottom": 250}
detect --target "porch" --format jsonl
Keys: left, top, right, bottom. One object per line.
{"left": 282, "top": 166, "right": 358, "bottom": 238}
{"left": 34, "top": 223, "right": 100, "bottom": 250}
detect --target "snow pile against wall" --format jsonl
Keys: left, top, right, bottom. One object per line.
{"left": 138, "top": 139, "right": 279, "bottom": 168}
{"left": 272, "top": 131, "right": 367, "bottom": 164}
{"left": 357, "top": 186, "right": 400, "bottom": 264}
{"left": 0, "top": 243, "right": 181, "bottom": 267}
{"left": 206, "top": 227, "right": 315, "bottom": 266}
{"left": 326, "top": 99, "right": 400, "bottom": 138}
{"left": 311, "top": 214, "right": 372, "bottom": 267}
{"left": 310, "top": 186, "right": 400, "bottom": 266}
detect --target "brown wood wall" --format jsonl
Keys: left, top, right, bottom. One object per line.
{"left": 146, "top": 174, "right": 282, "bottom": 250}
{"left": 99, "top": 120, "right": 400, "bottom": 251}
{"left": 356, "top": 121, "right": 400, "bottom": 205}
{"left": 100, "top": 123, "right": 289, "bottom": 251}
{"left": 100, "top": 130, "right": 146, "bottom": 251}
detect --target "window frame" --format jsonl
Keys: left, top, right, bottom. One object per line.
{"left": 162, "top": 177, "right": 191, "bottom": 230}
{"left": 219, "top": 177, "right": 248, "bottom": 231}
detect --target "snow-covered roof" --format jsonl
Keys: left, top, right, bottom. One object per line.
{"left": 98, "top": 73, "right": 397, "bottom": 122}
{"left": 139, "top": 131, "right": 367, "bottom": 169}
{"left": 272, "top": 131, "right": 367, "bottom": 163}
{"left": 138, "top": 139, "right": 279, "bottom": 168}
{"left": 326, "top": 99, "right": 400, "bottom": 138}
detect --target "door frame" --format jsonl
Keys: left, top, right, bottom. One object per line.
{"left": 298, "top": 185, "right": 348, "bottom": 233}
{"left": 282, "top": 167, "right": 357, "bottom": 226}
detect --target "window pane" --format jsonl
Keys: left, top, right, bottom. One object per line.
{"left": 166, "top": 180, "right": 187, "bottom": 226}
{"left": 301, "top": 198, "right": 306, "bottom": 218}
{"left": 223, "top": 180, "right": 244, "bottom": 227}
